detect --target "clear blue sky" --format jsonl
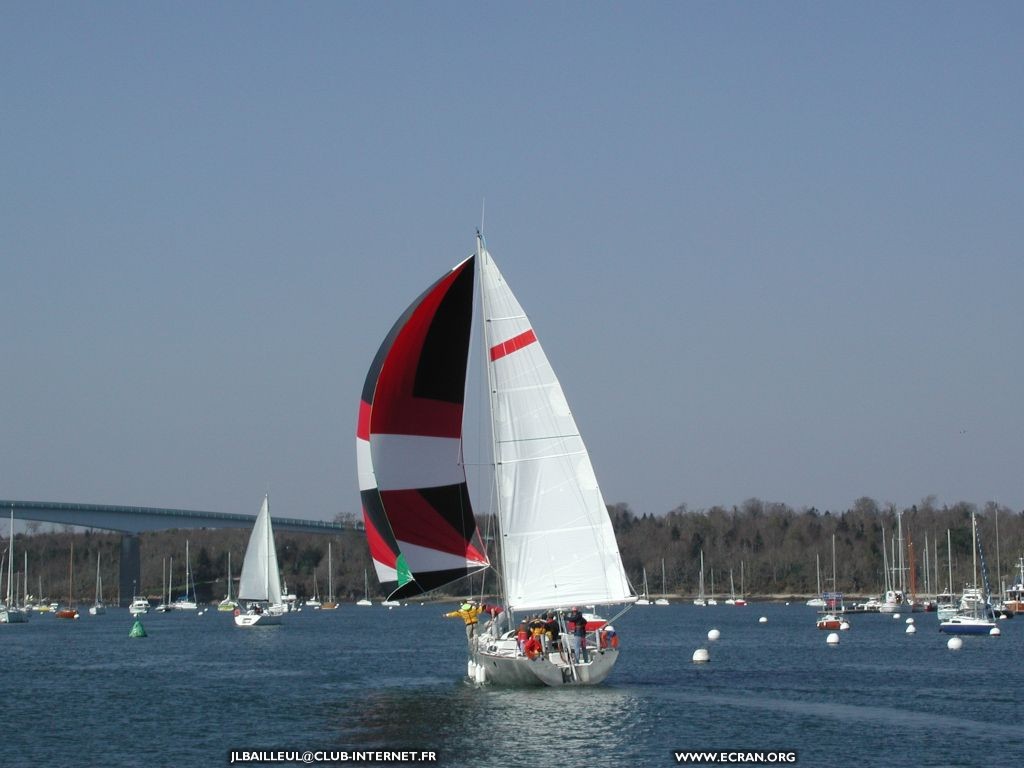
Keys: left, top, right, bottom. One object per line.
{"left": 3, "top": 3, "right": 1021, "bottom": 522}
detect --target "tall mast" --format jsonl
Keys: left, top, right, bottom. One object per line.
{"left": 971, "top": 511, "right": 978, "bottom": 590}
{"left": 477, "top": 232, "right": 510, "bottom": 618}
{"left": 7, "top": 510, "right": 13, "bottom": 605}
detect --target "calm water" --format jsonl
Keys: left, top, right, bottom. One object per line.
{"left": 1, "top": 602, "right": 1021, "bottom": 767}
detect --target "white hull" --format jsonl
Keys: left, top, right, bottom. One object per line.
{"left": 0, "top": 608, "right": 29, "bottom": 623}
{"left": 234, "top": 611, "right": 283, "bottom": 627}
{"left": 355, "top": 599, "right": 372, "bottom": 606}
{"left": 473, "top": 643, "right": 619, "bottom": 687}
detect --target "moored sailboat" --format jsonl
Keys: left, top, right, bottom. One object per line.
{"left": 1, "top": 511, "right": 29, "bottom": 624}
{"left": 355, "top": 569, "right": 372, "bottom": 607}
{"left": 940, "top": 511, "right": 996, "bottom": 635}
{"left": 218, "top": 552, "right": 238, "bottom": 612}
{"left": 172, "top": 541, "right": 198, "bottom": 610}
{"left": 655, "top": 558, "right": 670, "bottom": 605}
{"left": 320, "top": 543, "right": 339, "bottom": 610}
{"left": 356, "top": 234, "right": 635, "bottom": 686}
{"left": 88, "top": 552, "right": 106, "bottom": 615}
{"left": 693, "top": 551, "right": 707, "bottom": 606}
{"left": 636, "top": 567, "right": 652, "bottom": 606}
{"left": 55, "top": 543, "right": 79, "bottom": 620}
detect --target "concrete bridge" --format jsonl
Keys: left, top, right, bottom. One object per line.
{"left": 1, "top": 499, "right": 350, "bottom": 607}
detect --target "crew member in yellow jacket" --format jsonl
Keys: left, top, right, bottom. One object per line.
{"left": 445, "top": 601, "right": 484, "bottom": 643}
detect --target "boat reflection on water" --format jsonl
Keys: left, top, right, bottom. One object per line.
{"left": 332, "top": 683, "right": 639, "bottom": 758}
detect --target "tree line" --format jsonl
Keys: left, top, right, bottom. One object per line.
{"left": 4, "top": 496, "right": 1022, "bottom": 604}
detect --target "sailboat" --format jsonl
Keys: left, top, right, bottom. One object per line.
{"left": 805, "top": 553, "right": 826, "bottom": 607}
{"left": 320, "top": 543, "right": 339, "bottom": 610}
{"left": 355, "top": 569, "right": 372, "bottom": 606}
{"left": 734, "top": 561, "right": 748, "bottom": 606}
{"left": 1, "top": 510, "right": 29, "bottom": 623}
{"left": 655, "top": 558, "right": 670, "bottom": 605}
{"left": 357, "top": 234, "right": 635, "bottom": 686}
{"left": 218, "top": 552, "right": 238, "bottom": 611}
{"left": 55, "top": 543, "right": 79, "bottom": 619}
{"left": 88, "top": 552, "right": 106, "bottom": 615}
{"left": 636, "top": 568, "right": 652, "bottom": 605}
{"left": 234, "top": 494, "right": 284, "bottom": 627}
{"left": 816, "top": 535, "right": 847, "bottom": 630}
{"left": 172, "top": 541, "right": 198, "bottom": 610}
{"left": 935, "top": 529, "right": 957, "bottom": 621}
{"left": 304, "top": 570, "right": 322, "bottom": 608}
{"left": 693, "top": 551, "right": 707, "bottom": 606}
{"left": 940, "top": 511, "right": 996, "bottom": 635}
{"left": 154, "top": 557, "right": 171, "bottom": 612}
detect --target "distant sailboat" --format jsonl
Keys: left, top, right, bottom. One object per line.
{"left": 1, "top": 510, "right": 29, "bottom": 623}
{"left": 320, "top": 543, "right": 339, "bottom": 610}
{"left": 734, "top": 562, "right": 748, "bottom": 606}
{"left": 55, "top": 543, "right": 79, "bottom": 620}
{"left": 218, "top": 552, "right": 238, "bottom": 611}
{"left": 940, "top": 511, "right": 996, "bottom": 635}
{"left": 355, "top": 569, "right": 372, "bottom": 607}
{"left": 693, "top": 551, "right": 707, "bottom": 606}
{"left": 655, "top": 558, "right": 670, "bottom": 605}
{"left": 304, "top": 570, "right": 322, "bottom": 608}
{"left": 172, "top": 541, "right": 198, "bottom": 610}
{"left": 806, "top": 553, "right": 826, "bottom": 607}
{"left": 88, "top": 552, "right": 106, "bottom": 615}
{"left": 154, "top": 557, "right": 171, "bottom": 613}
{"left": 636, "top": 567, "right": 652, "bottom": 605}
{"left": 234, "top": 495, "right": 284, "bottom": 627}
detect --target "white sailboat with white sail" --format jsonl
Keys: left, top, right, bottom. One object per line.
{"left": 356, "top": 234, "right": 635, "bottom": 686}
{"left": 234, "top": 495, "right": 284, "bottom": 627}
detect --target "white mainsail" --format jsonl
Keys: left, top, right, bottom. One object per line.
{"left": 480, "top": 246, "right": 633, "bottom": 612}
{"left": 237, "top": 495, "right": 282, "bottom": 605}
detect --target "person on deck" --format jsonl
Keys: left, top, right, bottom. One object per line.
{"left": 564, "top": 606, "right": 589, "bottom": 663}
{"left": 444, "top": 601, "right": 484, "bottom": 644}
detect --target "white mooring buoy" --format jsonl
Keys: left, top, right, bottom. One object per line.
{"left": 905, "top": 617, "right": 914, "bottom": 624}
{"left": 826, "top": 632, "right": 839, "bottom": 645}
{"left": 707, "top": 629, "right": 721, "bottom": 641}
{"left": 692, "top": 648, "right": 710, "bottom": 663}
{"left": 840, "top": 621, "right": 850, "bottom": 631}
{"left": 893, "top": 613, "right": 901, "bottom": 620}
{"left": 906, "top": 624, "right": 916, "bottom": 634}
{"left": 990, "top": 626, "right": 1001, "bottom": 636}
{"left": 758, "top": 616, "right": 768, "bottom": 624}
{"left": 947, "top": 637, "right": 963, "bottom": 650}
